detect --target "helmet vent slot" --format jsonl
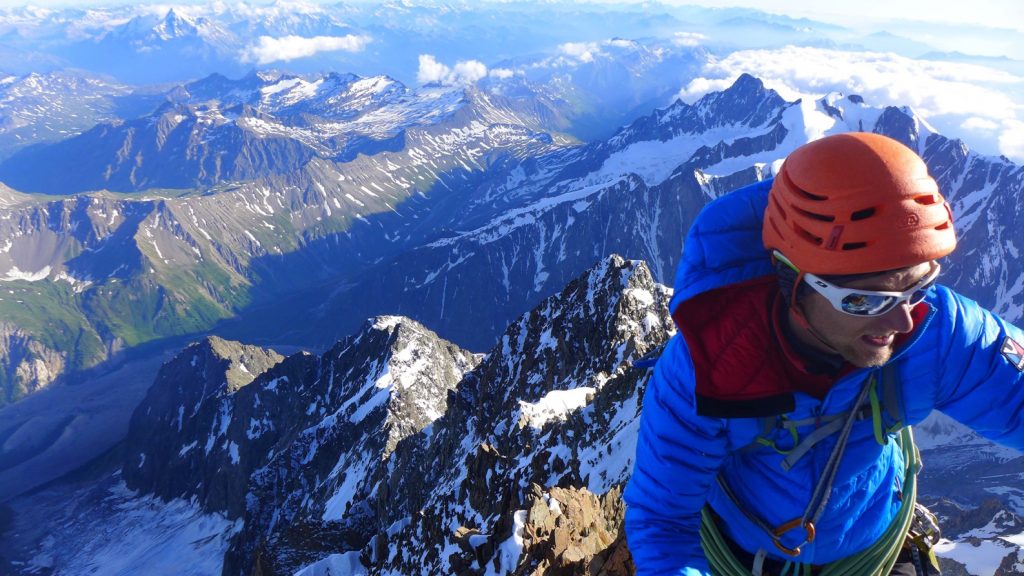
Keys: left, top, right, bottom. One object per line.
{"left": 793, "top": 224, "right": 823, "bottom": 246}
{"left": 842, "top": 242, "right": 868, "bottom": 251}
{"left": 793, "top": 205, "right": 835, "bottom": 222}
{"left": 769, "top": 194, "right": 788, "bottom": 221}
{"left": 850, "top": 208, "right": 876, "bottom": 221}
{"left": 935, "top": 221, "right": 952, "bottom": 231}
{"left": 794, "top": 186, "right": 828, "bottom": 201}
{"left": 914, "top": 194, "right": 939, "bottom": 205}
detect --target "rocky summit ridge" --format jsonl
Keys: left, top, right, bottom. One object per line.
{"left": 3, "top": 253, "right": 1023, "bottom": 575}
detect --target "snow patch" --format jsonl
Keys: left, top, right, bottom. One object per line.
{"left": 293, "top": 551, "right": 367, "bottom": 576}
{"left": 26, "top": 482, "right": 242, "bottom": 576}
{"left": 322, "top": 457, "right": 371, "bottom": 522}
{"left": 519, "top": 387, "right": 595, "bottom": 430}
{"left": 934, "top": 538, "right": 1016, "bottom": 576}
{"left": 2, "top": 265, "right": 51, "bottom": 282}
{"left": 485, "top": 509, "right": 526, "bottom": 576}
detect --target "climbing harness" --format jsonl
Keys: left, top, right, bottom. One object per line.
{"left": 700, "top": 364, "right": 924, "bottom": 575}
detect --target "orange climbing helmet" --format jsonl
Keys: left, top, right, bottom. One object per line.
{"left": 763, "top": 132, "right": 957, "bottom": 275}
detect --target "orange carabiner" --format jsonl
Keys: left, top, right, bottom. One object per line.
{"left": 771, "top": 518, "right": 816, "bottom": 557}
{"left": 773, "top": 539, "right": 803, "bottom": 557}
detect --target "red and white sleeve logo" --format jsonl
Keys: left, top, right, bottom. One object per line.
{"left": 1000, "top": 336, "right": 1024, "bottom": 372}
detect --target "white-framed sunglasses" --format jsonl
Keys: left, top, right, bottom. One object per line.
{"left": 773, "top": 251, "right": 941, "bottom": 317}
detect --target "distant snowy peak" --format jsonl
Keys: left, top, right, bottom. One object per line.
{"left": 256, "top": 72, "right": 409, "bottom": 119}
{"left": 153, "top": 9, "right": 200, "bottom": 40}
{"left": 591, "top": 73, "right": 965, "bottom": 196}
{"left": 0, "top": 71, "right": 131, "bottom": 154}
{"left": 610, "top": 73, "right": 787, "bottom": 148}
{"left": 687, "top": 73, "right": 789, "bottom": 130}
{"left": 135, "top": 8, "right": 234, "bottom": 46}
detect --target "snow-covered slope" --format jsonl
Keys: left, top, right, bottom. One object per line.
{"left": 0, "top": 70, "right": 572, "bottom": 405}
{"left": 8, "top": 478, "right": 241, "bottom": 576}
{"left": 0, "top": 71, "right": 137, "bottom": 161}
{"left": 0, "top": 71, "right": 567, "bottom": 194}
{"left": 289, "top": 73, "right": 1023, "bottom": 355}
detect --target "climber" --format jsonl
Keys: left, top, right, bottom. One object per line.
{"left": 623, "top": 132, "right": 1024, "bottom": 576}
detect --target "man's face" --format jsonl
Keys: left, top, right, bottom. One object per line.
{"left": 797, "top": 261, "right": 934, "bottom": 368}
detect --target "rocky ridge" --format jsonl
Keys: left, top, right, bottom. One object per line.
{"left": 5, "top": 253, "right": 1024, "bottom": 575}
{"left": 103, "top": 254, "right": 669, "bottom": 575}
{"left": 122, "top": 314, "right": 480, "bottom": 574}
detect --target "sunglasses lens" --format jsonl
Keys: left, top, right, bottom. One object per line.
{"left": 841, "top": 293, "right": 895, "bottom": 315}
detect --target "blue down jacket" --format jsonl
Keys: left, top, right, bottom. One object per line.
{"left": 623, "top": 178, "right": 1024, "bottom": 575}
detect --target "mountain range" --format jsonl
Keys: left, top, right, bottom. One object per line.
{"left": 2, "top": 255, "right": 1021, "bottom": 575}
{"left": 0, "top": 17, "right": 1022, "bottom": 572}
{"left": 2, "top": 69, "right": 1021, "bottom": 412}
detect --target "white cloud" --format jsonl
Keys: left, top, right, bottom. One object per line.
{"left": 961, "top": 117, "right": 1001, "bottom": 132}
{"left": 998, "top": 120, "right": 1024, "bottom": 161}
{"left": 489, "top": 68, "right": 516, "bottom": 80}
{"left": 672, "top": 32, "right": 707, "bottom": 47}
{"left": 677, "top": 46, "right": 1024, "bottom": 161}
{"left": 558, "top": 42, "right": 600, "bottom": 63}
{"left": 675, "top": 76, "right": 734, "bottom": 103}
{"left": 417, "top": 54, "right": 451, "bottom": 84}
{"left": 452, "top": 60, "right": 488, "bottom": 83}
{"left": 240, "top": 34, "right": 370, "bottom": 65}
{"left": 417, "top": 54, "right": 489, "bottom": 86}
{"left": 604, "top": 39, "right": 637, "bottom": 49}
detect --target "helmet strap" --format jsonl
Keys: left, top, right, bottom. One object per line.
{"left": 788, "top": 272, "right": 842, "bottom": 356}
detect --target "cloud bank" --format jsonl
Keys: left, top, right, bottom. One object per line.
{"left": 676, "top": 46, "right": 1024, "bottom": 161}
{"left": 417, "top": 55, "right": 514, "bottom": 86}
{"left": 672, "top": 32, "right": 707, "bottom": 47}
{"left": 240, "top": 34, "right": 370, "bottom": 65}
{"left": 558, "top": 42, "right": 600, "bottom": 63}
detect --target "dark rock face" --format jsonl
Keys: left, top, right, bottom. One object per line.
{"left": 122, "top": 317, "right": 480, "bottom": 575}
{"left": 515, "top": 484, "right": 634, "bottom": 576}
{"left": 922, "top": 134, "right": 1024, "bottom": 322}
{"left": 371, "top": 254, "right": 673, "bottom": 574}
{"left": 121, "top": 336, "right": 286, "bottom": 511}
{"left": 0, "top": 323, "right": 64, "bottom": 405}
{"left": 224, "top": 317, "right": 480, "bottom": 575}
{"left": 115, "top": 254, "right": 670, "bottom": 575}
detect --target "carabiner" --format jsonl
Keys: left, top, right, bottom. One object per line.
{"left": 771, "top": 518, "right": 816, "bottom": 557}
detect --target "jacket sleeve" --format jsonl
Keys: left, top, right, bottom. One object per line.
{"left": 624, "top": 334, "right": 728, "bottom": 576}
{"left": 933, "top": 286, "right": 1024, "bottom": 451}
